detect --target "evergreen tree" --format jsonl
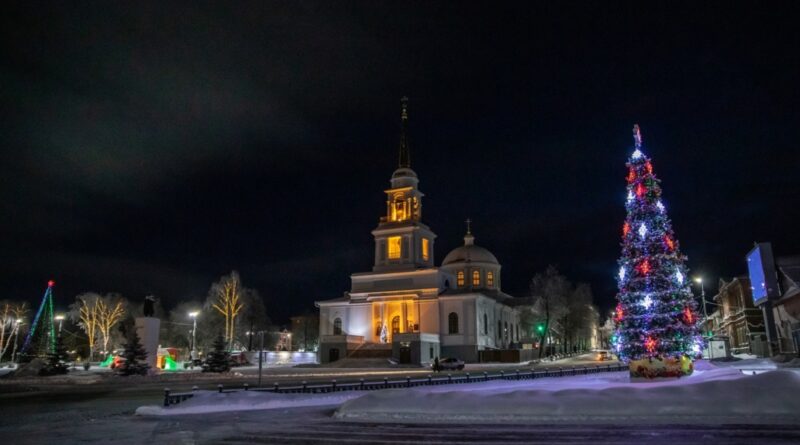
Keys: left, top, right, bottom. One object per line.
{"left": 40, "top": 334, "right": 69, "bottom": 376}
{"left": 117, "top": 329, "right": 149, "bottom": 376}
{"left": 614, "top": 125, "right": 700, "bottom": 375}
{"left": 202, "top": 335, "right": 231, "bottom": 373}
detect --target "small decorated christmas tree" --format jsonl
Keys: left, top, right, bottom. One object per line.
{"left": 116, "top": 329, "right": 149, "bottom": 376}
{"left": 614, "top": 125, "right": 701, "bottom": 378}
{"left": 40, "top": 334, "right": 69, "bottom": 376}
{"left": 202, "top": 335, "right": 231, "bottom": 373}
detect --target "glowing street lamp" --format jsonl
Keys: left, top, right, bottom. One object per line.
{"left": 189, "top": 311, "right": 199, "bottom": 367}
{"left": 54, "top": 314, "right": 65, "bottom": 336}
{"left": 693, "top": 277, "right": 709, "bottom": 336}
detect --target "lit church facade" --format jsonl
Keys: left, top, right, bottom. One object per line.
{"left": 316, "top": 99, "right": 522, "bottom": 364}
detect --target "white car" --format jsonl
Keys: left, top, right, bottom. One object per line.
{"left": 433, "top": 357, "right": 465, "bottom": 371}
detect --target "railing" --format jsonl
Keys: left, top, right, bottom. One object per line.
{"left": 163, "top": 363, "right": 628, "bottom": 407}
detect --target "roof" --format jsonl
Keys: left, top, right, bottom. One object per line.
{"left": 438, "top": 287, "right": 516, "bottom": 304}
{"left": 442, "top": 239, "right": 499, "bottom": 266}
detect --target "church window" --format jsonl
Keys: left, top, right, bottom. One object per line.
{"left": 391, "top": 316, "right": 400, "bottom": 334}
{"left": 333, "top": 318, "right": 342, "bottom": 335}
{"left": 497, "top": 320, "right": 502, "bottom": 339}
{"left": 516, "top": 324, "right": 520, "bottom": 341}
{"left": 472, "top": 270, "right": 481, "bottom": 286}
{"left": 448, "top": 312, "right": 459, "bottom": 334}
{"left": 457, "top": 271, "right": 465, "bottom": 287}
{"left": 421, "top": 238, "right": 430, "bottom": 261}
{"left": 487, "top": 271, "right": 494, "bottom": 287}
{"left": 388, "top": 236, "right": 402, "bottom": 259}
{"left": 483, "top": 313, "right": 488, "bottom": 335}
{"left": 504, "top": 322, "right": 509, "bottom": 340}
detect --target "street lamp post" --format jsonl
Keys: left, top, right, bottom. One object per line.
{"left": 11, "top": 319, "right": 22, "bottom": 363}
{"left": 54, "top": 314, "right": 65, "bottom": 336}
{"left": 694, "top": 277, "right": 709, "bottom": 336}
{"left": 188, "top": 311, "right": 199, "bottom": 368}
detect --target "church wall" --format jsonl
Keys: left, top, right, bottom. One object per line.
{"left": 439, "top": 296, "right": 478, "bottom": 346}
{"left": 419, "top": 299, "right": 440, "bottom": 334}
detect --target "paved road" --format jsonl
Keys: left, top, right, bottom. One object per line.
{"left": 19, "top": 355, "right": 776, "bottom": 444}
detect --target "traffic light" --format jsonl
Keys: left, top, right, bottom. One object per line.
{"left": 536, "top": 324, "right": 545, "bottom": 334}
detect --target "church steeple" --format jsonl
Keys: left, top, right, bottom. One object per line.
{"left": 371, "top": 96, "right": 436, "bottom": 272}
{"left": 398, "top": 96, "right": 410, "bottom": 169}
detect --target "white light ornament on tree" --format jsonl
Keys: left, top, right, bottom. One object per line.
{"left": 638, "top": 223, "right": 648, "bottom": 239}
{"left": 627, "top": 191, "right": 635, "bottom": 203}
{"left": 676, "top": 271, "right": 684, "bottom": 285}
{"left": 619, "top": 266, "right": 626, "bottom": 281}
{"left": 640, "top": 294, "right": 654, "bottom": 310}
{"left": 656, "top": 200, "right": 665, "bottom": 212}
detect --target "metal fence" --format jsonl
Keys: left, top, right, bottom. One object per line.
{"left": 163, "top": 363, "right": 628, "bottom": 407}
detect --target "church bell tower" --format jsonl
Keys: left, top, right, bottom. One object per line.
{"left": 372, "top": 97, "right": 436, "bottom": 272}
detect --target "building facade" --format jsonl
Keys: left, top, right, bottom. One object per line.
{"left": 316, "top": 99, "right": 521, "bottom": 364}
{"left": 711, "top": 277, "right": 766, "bottom": 355}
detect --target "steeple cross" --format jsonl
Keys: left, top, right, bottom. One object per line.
{"left": 465, "top": 218, "right": 472, "bottom": 235}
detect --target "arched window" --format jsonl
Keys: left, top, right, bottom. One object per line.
{"left": 504, "top": 321, "right": 509, "bottom": 340}
{"left": 483, "top": 313, "right": 488, "bottom": 335}
{"left": 333, "top": 318, "right": 342, "bottom": 335}
{"left": 487, "top": 271, "right": 494, "bottom": 287}
{"left": 497, "top": 320, "right": 502, "bottom": 339}
{"left": 448, "top": 312, "right": 459, "bottom": 334}
{"left": 391, "top": 316, "right": 400, "bottom": 334}
{"left": 457, "top": 271, "right": 465, "bottom": 287}
{"left": 516, "top": 324, "right": 520, "bottom": 341}
{"left": 472, "top": 270, "right": 481, "bottom": 286}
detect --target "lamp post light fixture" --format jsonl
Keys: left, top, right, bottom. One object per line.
{"left": 12, "top": 319, "right": 23, "bottom": 363}
{"left": 693, "top": 277, "right": 709, "bottom": 337}
{"left": 188, "top": 311, "right": 199, "bottom": 367}
{"left": 54, "top": 314, "right": 65, "bottom": 336}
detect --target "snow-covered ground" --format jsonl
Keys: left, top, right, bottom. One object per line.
{"left": 136, "top": 361, "right": 800, "bottom": 426}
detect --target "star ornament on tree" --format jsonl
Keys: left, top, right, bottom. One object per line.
{"left": 645, "top": 337, "right": 657, "bottom": 354}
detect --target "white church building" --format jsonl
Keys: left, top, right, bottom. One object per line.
{"left": 316, "top": 98, "right": 522, "bottom": 364}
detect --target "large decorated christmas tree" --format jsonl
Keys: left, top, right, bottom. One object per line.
{"left": 614, "top": 125, "right": 701, "bottom": 378}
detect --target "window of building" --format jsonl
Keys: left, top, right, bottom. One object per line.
{"left": 422, "top": 238, "right": 430, "bottom": 261}
{"left": 487, "top": 271, "right": 494, "bottom": 287}
{"left": 387, "top": 236, "right": 402, "bottom": 259}
{"left": 472, "top": 270, "right": 481, "bottom": 286}
{"left": 391, "top": 316, "right": 400, "bottom": 334}
{"left": 457, "top": 271, "right": 465, "bottom": 287}
{"left": 429, "top": 345, "right": 434, "bottom": 359}
{"left": 483, "top": 313, "right": 488, "bottom": 335}
{"left": 333, "top": 318, "right": 342, "bottom": 335}
{"left": 448, "top": 312, "right": 459, "bottom": 334}
{"left": 498, "top": 320, "right": 502, "bottom": 339}
{"left": 504, "top": 322, "right": 509, "bottom": 340}
{"left": 516, "top": 324, "right": 520, "bottom": 341}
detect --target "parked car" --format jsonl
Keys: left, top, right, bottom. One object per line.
{"left": 596, "top": 350, "right": 612, "bottom": 361}
{"left": 432, "top": 357, "right": 465, "bottom": 371}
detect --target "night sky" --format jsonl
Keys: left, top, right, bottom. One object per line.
{"left": 2, "top": 3, "right": 799, "bottom": 324}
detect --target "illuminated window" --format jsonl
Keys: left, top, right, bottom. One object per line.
{"left": 457, "top": 271, "right": 465, "bottom": 287}
{"left": 487, "top": 271, "right": 494, "bottom": 287}
{"left": 333, "top": 318, "right": 342, "bottom": 335}
{"left": 448, "top": 312, "right": 459, "bottom": 334}
{"left": 387, "top": 236, "right": 402, "bottom": 259}
{"left": 391, "top": 316, "right": 400, "bottom": 334}
{"left": 390, "top": 195, "right": 408, "bottom": 222}
{"left": 472, "top": 270, "right": 480, "bottom": 286}
{"left": 421, "top": 238, "right": 430, "bottom": 261}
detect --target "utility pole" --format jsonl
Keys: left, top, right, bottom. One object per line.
{"left": 258, "top": 331, "right": 265, "bottom": 387}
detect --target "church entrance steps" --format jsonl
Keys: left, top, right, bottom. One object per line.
{"left": 348, "top": 342, "right": 393, "bottom": 359}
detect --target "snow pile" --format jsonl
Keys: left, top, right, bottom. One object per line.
{"left": 136, "top": 389, "right": 364, "bottom": 416}
{"left": 334, "top": 368, "right": 800, "bottom": 424}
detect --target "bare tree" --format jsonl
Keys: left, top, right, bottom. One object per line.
{"left": 71, "top": 293, "right": 101, "bottom": 361}
{"left": 529, "top": 266, "right": 570, "bottom": 358}
{"left": 208, "top": 271, "right": 245, "bottom": 350}
{"left": 95, "top": 295, "right": 127, "bottom": 354}
{"left": 0, "top": 301, "right": 28, "bottom": 361}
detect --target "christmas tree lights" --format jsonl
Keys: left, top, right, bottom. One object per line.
{"left": 19, "top": 280, "right": 57, "bottom": 360}
{"left": 614, "top": 125, "right": 700, "bottom": 378}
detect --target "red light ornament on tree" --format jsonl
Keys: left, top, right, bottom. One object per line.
{"left": 635, "top": 183, "right": 646, "bottom": 198}
{"left": 684, "top": 308, "right": 694, "bottom": 324}
{"left": 622, "top": 222, "right": 630, "bottom": 237}
{"left": 645, "top": 337, "right": 657, "bottom": 354}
